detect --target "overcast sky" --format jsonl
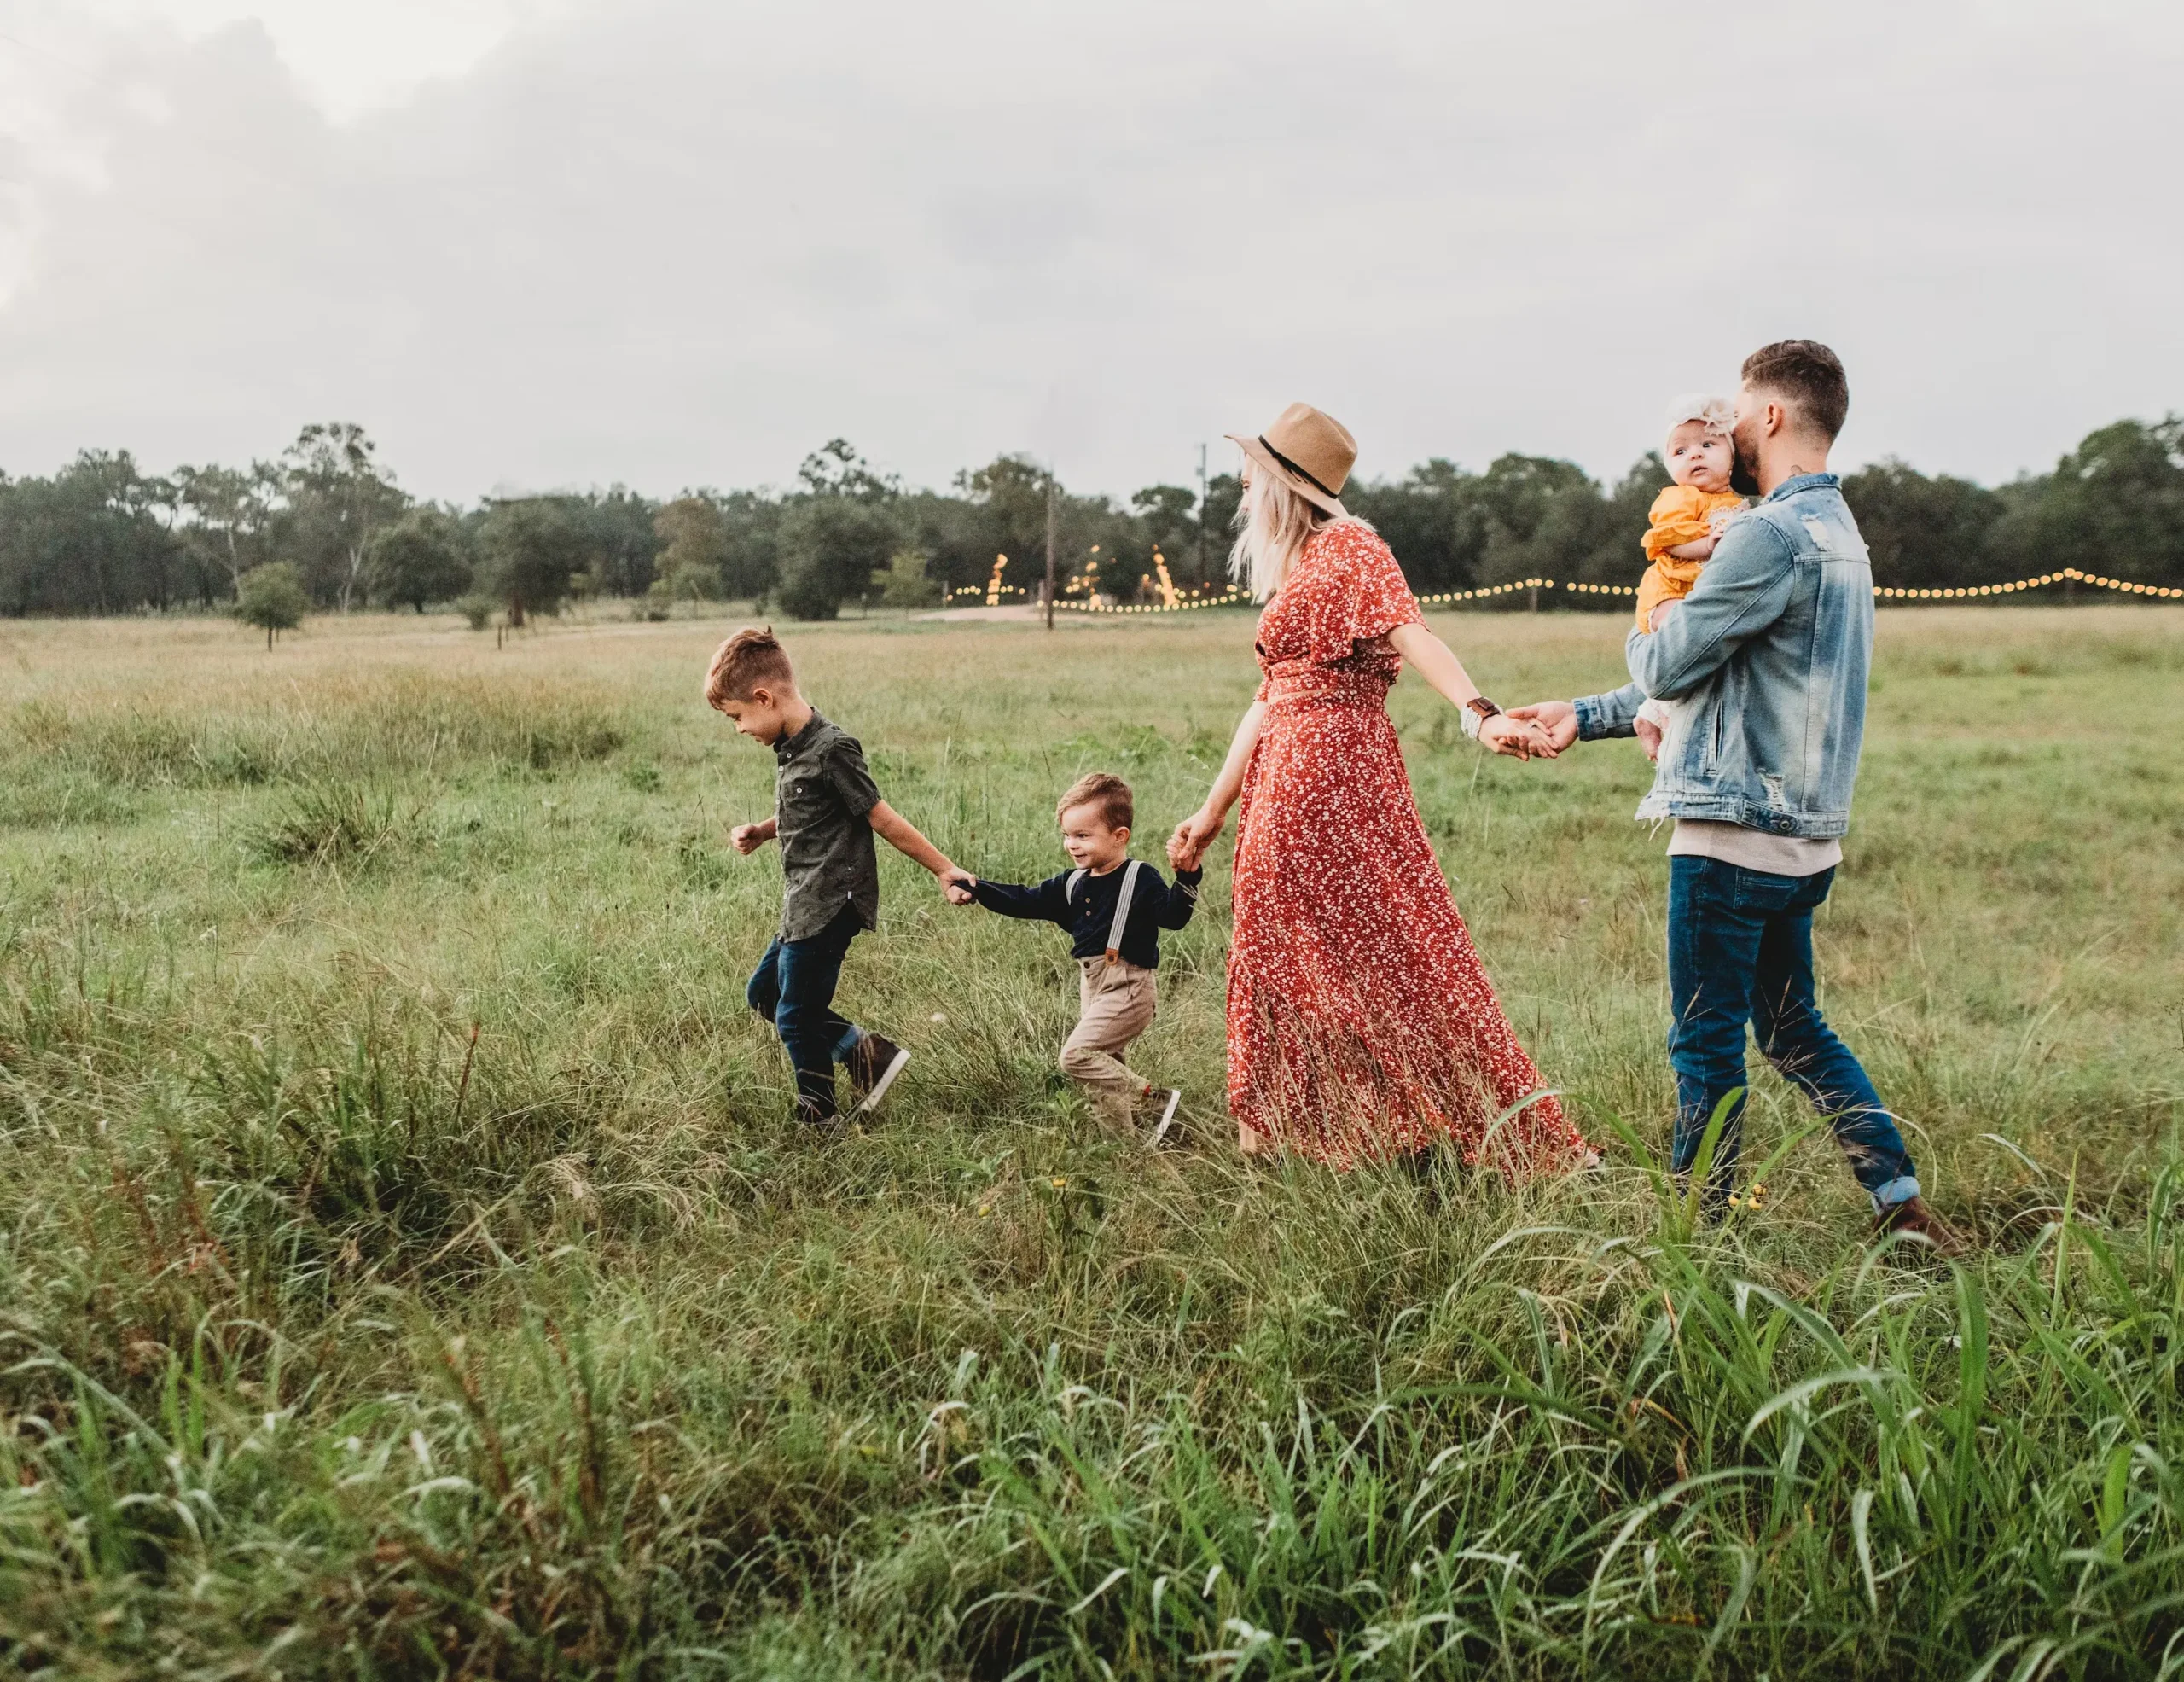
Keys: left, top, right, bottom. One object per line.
{"left": 1, "top": 0, "right": 2177, "bottom": 503}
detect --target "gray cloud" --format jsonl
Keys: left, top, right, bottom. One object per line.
{"left": 1, "top": 0, "right": 2178, "bottom": 502}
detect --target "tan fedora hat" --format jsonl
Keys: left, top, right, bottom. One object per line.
{"left": 1226, "top": 402, "right": 1356, "bottom": 518}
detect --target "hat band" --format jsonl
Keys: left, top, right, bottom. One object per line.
{"left": 1259, "top": 436, "right": 1340, "bottom": 500}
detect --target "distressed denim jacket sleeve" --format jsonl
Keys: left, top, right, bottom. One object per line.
{"left": 1572, "top": 516, "right": 1796, "bottom": 740}
{"left": 1573, "top": 680, "right": 1644, "bottom": 740}
{"left": 1625, "top": 517, "right": 1797, "bottom": 700}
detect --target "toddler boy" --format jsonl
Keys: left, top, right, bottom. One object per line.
{"left": 706, "top": 626, "right": 973, "bottom": 1128}
{"left": 961, "top": 773, "right": 1200, "bottom": 1143}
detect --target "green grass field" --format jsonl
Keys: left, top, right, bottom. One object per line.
{"left": 1, "top": 603, "right": 2181, "bottom": 1679}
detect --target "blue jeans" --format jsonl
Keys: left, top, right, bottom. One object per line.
{"left": 746, "top": 904, "right": 867, "bottom": 1117}
{"left": 1667, "top": 857, "right": 1918, "bottom": 1213}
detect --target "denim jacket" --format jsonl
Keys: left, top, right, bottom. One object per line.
{"left": 1574, "top": 474, "right": 1872, "bottom": 839}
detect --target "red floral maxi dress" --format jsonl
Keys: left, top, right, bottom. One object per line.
{"left": 1226, "top": 521, "right": 1591, "bottom": 1172}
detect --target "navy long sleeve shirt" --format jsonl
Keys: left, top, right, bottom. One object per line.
{"left": 970, "top": 860, "right": 1202, "bottom": 969}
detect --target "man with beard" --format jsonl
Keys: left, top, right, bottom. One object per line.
{"left": 1510, "top": 341, "right": 1955, "bottom": 1248}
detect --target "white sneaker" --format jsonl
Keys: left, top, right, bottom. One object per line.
{"left": 848, "top": 1033, "right": 911, "bottom": 1115}
{"left": 1149, "top": 1088, "right": 1183, "bottom": 1149}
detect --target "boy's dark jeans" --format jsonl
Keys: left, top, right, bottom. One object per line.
{"left": 747, "top": 903, "right": 867, "bottom": 1117}
{"left": 1667, "top": 856, "right": 1919, "bottom": 1213}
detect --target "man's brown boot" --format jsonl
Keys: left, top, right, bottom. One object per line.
{"left": 1874, "top": 1195, "right": 1964, "bottom": 1256}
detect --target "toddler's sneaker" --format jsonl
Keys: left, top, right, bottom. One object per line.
{"left": 1147, "top": 1087, "right": 1183, "bottom": 1149}
{"left": 846, "top": 1031, "right": 911, "bottom": 1115}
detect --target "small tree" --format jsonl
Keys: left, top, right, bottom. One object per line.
{"left": 717, "top": 490, "right": 785, "bottom": 600}
{"left": 653, "top": 497, "right": 729, "bottom": 594}
{"left": 647, "top": 556, "right": 722, "bottom": 614}
{"left": 478, "top": 497, "right": 590, "bottom": 626}
{"left": 876, "top": 546, "right": 940, "bottom": 608}
{"left": 775, "top": 497, "right": 897, "bottom": 620}
{"left": 235, "top": 562, "right": 309, "bottom": 649}
{"left": 367, "top": 507, "right": 473, "bottom": 612}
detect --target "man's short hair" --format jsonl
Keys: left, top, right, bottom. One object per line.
{"left": 1741, "top": 340, "right": 1850, "bottom": 443}
{"left": 1057, "top": 771, "right": 1132, "bottom": 833}
{"left": 705, "top": 626, "right": 796, "bottom": 707}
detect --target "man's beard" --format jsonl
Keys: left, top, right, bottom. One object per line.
{"left": 1729, "top": 433, "right": 1763, "bottom": 497}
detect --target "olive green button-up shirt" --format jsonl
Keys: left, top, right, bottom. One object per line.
{"left": 773, "top": 711, "right": 882, "bottom": 942}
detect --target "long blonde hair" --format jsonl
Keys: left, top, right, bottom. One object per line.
{"left": 1229, "top": 469, "right": 1333, "bottom": 601}
{"left": 1228, "top": 469, "right": 1377, "bottom": 600}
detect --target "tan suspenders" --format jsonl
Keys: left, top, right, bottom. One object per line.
{"left": 1067, "top": 860, "right": 1142, "bottom": 965}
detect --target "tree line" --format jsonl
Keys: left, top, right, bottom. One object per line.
{"left": 2, "top": 415, "right": 2179, "bottom": 622}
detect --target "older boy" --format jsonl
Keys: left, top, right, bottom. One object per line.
{"left": 706, "top": 626, "right": 973, "bottom": 1129}
{"left": 961, "top": 772, "right": 1200, "bottom": 1143}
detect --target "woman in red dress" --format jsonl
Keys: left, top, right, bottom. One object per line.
{"left": 1169, "top": 404, "right": 1594, "bottom": 1173}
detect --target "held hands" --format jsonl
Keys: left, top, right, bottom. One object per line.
{"left": 1167, "top": 806, "right": 1224, "bottom": 873}
{"left": 1478, "top": 713, "right": 1559, "bottom": 760}
{"left": 938, "top": 864, "right": 978, "bottom": 906}
{"left": 1503, "top": 699, "right": 1580, "bottom": 754}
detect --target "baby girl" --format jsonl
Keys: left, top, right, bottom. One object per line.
{"left": 1634, "top": 394, "right": 1745, "bottom": 759}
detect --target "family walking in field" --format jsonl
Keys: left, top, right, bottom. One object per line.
{"left": 707, "top": 340, "right": 1954, "bottom": 1249}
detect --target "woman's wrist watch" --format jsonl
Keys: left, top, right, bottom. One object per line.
{"left": 1460, "top": 696, "right": 1502, "bottom": 741}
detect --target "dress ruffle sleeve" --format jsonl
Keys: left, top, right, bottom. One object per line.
{"left": 1279, "top": 523, "right": 1424, "bottom": 666}
{"left": 1345, "top": 526, "right": 1426, "bottom": 643}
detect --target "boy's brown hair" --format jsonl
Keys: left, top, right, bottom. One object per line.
{"left": 705, "top": 626, "right": 797, "bottom": 708}
{"left": 1056, "top": 772, "right": 1132, "bottom": 833}
{"left": 1740, "top": 339, "right": 1850, "bottom": 443}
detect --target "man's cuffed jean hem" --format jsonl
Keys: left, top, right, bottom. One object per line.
{"left": 1868, "top": 1175, "right": 1920, "bottom": 1214}
{"left": 831, "top": 1026, "right": 864, "bottom": 1062}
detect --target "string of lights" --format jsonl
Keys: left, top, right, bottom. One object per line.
{"left": 946, "top": 566, "right": 2181, "bottom": 614}
{"left": 1065, "top": 578, "right": 1639, "bottom": 614}
{"left": 1060, "top": 586, "right": 1249, "bottom": 615}
{"left": 1414, "top": 579, "right": 1631, "bottom": 608}
{"left": 1873, "top": 567, "right": 2184, "bottom": 601}
{"left": 1057, "top": 566, "right": 2183, "bottom": 614}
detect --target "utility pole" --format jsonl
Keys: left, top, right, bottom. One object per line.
{"left": 1196, "top": 442, "right": 1210, "bottom": 586}
{"left": 1044, "top": 469, "right": 1058, "bottom": 631}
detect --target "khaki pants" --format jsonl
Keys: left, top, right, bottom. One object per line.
{"left": 1059, "top": 957, "right": 1157, "bottom": 1130}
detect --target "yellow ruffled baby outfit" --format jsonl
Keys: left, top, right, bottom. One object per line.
{"left": 1635, "top": 485, "right": 1745, "bottom": 630}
